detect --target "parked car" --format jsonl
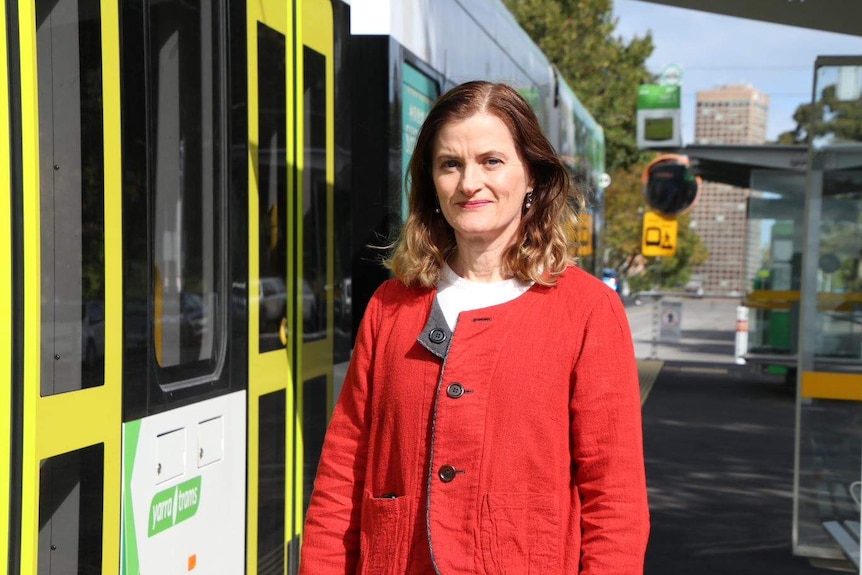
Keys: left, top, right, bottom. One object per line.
{"left": 685, "top": 280, "right": 705, "bottom": 297}
{"left": 259, "top": 276, "right": 317, "bottom": 330}
{"left": 601, "top": 268, "right": 623, "bottom": 296}
{"left": 259, "top": 277, "right": 287, "bottom": 329}
{"left": 82, "top": 300, "right": 105, "bottom": 369}
{"left": 334, "top": 277, "right": 352, "bottom": 322}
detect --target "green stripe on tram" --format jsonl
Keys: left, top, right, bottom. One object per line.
{"left": 122, "top": 420, "right": 141, "bottom": 575}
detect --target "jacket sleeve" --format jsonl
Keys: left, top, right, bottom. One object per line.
{"left": 299, "top": 286, "right": 383, "bottom": 575}
{"left": 570, "top": 290, "right": 650, "bottom": 574}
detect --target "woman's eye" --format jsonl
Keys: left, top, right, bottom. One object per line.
{"left": 485, "top": 158, "right": 502, "bottom": 166}
{"left": 441, "top": 160, "right": 459, "bottom": 169}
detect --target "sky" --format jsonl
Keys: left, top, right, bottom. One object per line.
{"left": 612, "top": 0, "right": 862, "bottom": 144}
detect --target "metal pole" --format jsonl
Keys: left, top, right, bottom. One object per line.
{"left": 651, "top": 295, "right": 659, "bottom": 360}
{"left": 650, "top": 258, "right": 662, "bottom": 360}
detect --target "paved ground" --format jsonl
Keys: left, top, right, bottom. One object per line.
{"left": 640, "top": 362, "right": 853, "bottom": 574}
{"left": 627, "top": 298, "right": 855, "bottom": 573}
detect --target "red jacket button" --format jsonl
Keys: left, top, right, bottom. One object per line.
{"left": 438, "top": 465, "right": 457, "bottom": 483}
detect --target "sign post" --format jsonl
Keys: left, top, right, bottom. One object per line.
{"left": 660, "top": 300, "right": 682, "bottom": 343}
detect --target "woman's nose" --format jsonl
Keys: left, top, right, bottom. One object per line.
{"left": 460, "top": 163, "right": 482, "bottom": 195}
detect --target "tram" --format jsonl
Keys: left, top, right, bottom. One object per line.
{"left": 0, "top": 0, "right": 606, "bottom": 573}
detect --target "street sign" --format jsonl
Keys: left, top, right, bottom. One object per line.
{"left": 636, "top": 84, "right": 681, "bottom": 149}
{"left": 576, "top": 213, "right": 593, "bottom": 256}
{"left": 659, "top": 63, "right": 684, "bottom": 87}
{"left": 660, "top": 300, "right": 682, "bottom": 342}
{"left": 642, "top": 210, "right": 677, "bottom": 257}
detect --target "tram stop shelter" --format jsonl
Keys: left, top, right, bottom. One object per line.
{"left": 666, "top": 56, "right": 862, "bottom": 569}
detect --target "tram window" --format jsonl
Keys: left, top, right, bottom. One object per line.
{"left": 257, "top": 390, "right": 286, "bottom": 573}
{"left": 303, "top": 47, "right": 328, "bottom": 342}
{"left": 38, "top": 443, "right": 104, "bottom": 574}
{"left": 148, "top": 0, "right": 225, "bottom": 383}
{"left": 257, "top": 24, "right": 287, "bottom": 354}
{"left": 37, "top": 0, "right": 105, "bottom": 396}
{"left": 302, "top": 375, "right": 327, "bottom": 515}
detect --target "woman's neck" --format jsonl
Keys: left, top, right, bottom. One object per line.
{"left": 448, "top": 242, "right": 509, "bottom": 283}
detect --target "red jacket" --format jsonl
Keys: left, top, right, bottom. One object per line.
{"left": 300, "top": 266, "right": 649, "bottom": 574}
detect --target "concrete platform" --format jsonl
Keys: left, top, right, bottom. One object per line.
{"left": 641, "top": 361, "right": 854, "bottom": 574}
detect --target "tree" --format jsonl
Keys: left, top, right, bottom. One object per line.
{"left": 603, "top": 161, "right": 647, "bottom": 273}
{"left": 653, "top": 216, "right": 709, "bottom": 288}
{"left": 503, "top": 0, "right": 654, "bottom": 171}
{"left": 505, "top": 0, "right": 708, "bottom": 287}
{"left": 777, "top": 84, "right": 862, "bottom": 144}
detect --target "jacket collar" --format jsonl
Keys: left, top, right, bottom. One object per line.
{"left": 417, "top": 297, "right": 451, "bottom": 359}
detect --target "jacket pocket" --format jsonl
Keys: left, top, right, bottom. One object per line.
{"left": 479, "top": 492, "right": 559, "bottom": 575}
{"left": 358, "top": 493, "right": 406, "bottom": 575}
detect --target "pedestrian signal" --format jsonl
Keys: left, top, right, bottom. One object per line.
{"left": 642, "top": 154, "right": 700, "bottom": 216}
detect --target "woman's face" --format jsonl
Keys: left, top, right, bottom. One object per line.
{"left": 431, "top": 112, "right": 533, "bottom": 248}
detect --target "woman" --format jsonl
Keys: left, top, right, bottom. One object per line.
{"left": 300, "top": 81, "right": 649, "bottom": 574}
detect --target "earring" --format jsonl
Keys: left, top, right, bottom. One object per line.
{"left": 525, "top": 192, "right": 533, "bottom": 209}
{"left": 434, "top": 205, "right": 441, "bottom": 214}
{"left": 434, "top": 198, "right": 441, "bottom": 214}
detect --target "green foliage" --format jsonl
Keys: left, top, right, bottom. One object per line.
{"left": 653, "top": 214, "right": 709, "bottom": 288}
{"left": 503, "top": 0, "right": 655, "bottom": 171}
{"left": 627, "top": 271, "right": 652, "bottom": 294}
{"left": 504, "top": 0, "right": 708, "bottom": 287}
{"left": 819, "top": 217, "right": 862, "bottom": 292}
{"left": 603, "top": 161, "right": 648, "bottom": 271}
{"left": 776, "top": 84, "right": 862, "bottom": 144}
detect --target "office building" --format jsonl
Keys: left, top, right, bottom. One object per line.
{"left": 690, "top": 84, "right": 769, "bottom": 294}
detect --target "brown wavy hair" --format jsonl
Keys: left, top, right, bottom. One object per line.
{"left": 385, "top": 80, "right": 583, "bottom": 287}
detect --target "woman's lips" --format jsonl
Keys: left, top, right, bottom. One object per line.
{"left": 457, "top": 200, "right": 491, "bottom": 209}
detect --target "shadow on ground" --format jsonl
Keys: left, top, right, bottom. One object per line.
{"left": 643, "top": 362, "right": 852, "bottom": 574}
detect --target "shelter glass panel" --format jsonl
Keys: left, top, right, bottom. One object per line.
{"left": 808, "top": 62, "right": 862, "bottom": 365}
{"left": 745, "top": 172, "right": 806, "bottom": 359}
{"left": 795, "top": 60, "right": 862, "bottom": 563}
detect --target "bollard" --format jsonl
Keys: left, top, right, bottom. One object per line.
{"left": 734, "top": 306, "right": 749, "bottom": 365}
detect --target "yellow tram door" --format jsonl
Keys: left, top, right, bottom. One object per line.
{"left": 246, "top": 0, "right": 299, "bottom": 573}
{"left": 246, "top": 0, "right": 335, "bottom": 571}
{"left": 12, "top": 0, "right": 123, "bottom": 573}
{"left": 295, "top": 0, "right": 336, "bottom": 563}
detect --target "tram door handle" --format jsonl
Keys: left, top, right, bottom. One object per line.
{"left": 279, "top": 317, "right": 289, "bottom": 346}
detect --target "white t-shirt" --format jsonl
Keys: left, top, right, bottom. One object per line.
{"left": 436, "top": 263, "right": 534, "bottom": 331}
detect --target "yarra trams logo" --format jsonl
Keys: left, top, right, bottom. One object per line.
{"left": 148, "top": 476, "right": 202, "bottom": 537}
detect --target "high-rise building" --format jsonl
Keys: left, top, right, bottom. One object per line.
{"left": 690, "top": 84, "right": 769, "bottom": 295}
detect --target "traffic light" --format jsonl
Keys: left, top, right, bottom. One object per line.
{"left": 642, "top": 154, "right": 701, "bottom": 216}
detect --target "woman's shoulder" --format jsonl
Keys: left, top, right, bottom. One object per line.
{"left": 369, "top": 277, "right": 433, "bottom": 310}
{"left": 556, "top": 265, "right": 612, "bottom": 292}
{"left": 548, "top": 266, "right": 626, "bottom": 310}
